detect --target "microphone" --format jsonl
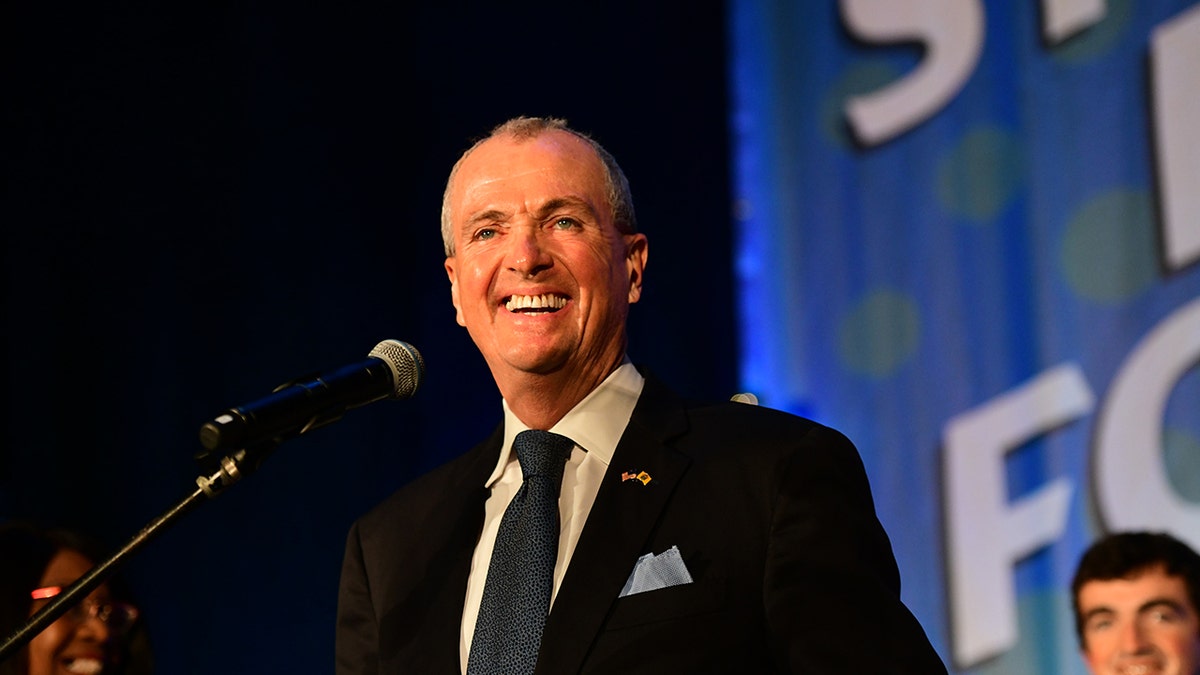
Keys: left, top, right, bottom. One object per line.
{"left": 197, "top": 339, "right": 424, "bottom": 454}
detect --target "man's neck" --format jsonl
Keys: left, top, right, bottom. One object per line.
{"left": 495, "top": 358, "right": 625, "bottom": 430}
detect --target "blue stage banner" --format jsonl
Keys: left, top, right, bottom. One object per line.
{"left": 731, "top": 1, "right": 1200, "bottom": 672}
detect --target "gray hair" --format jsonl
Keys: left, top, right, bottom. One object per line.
{"left": 440, "top": 116, "right": 638, "bottom": 256}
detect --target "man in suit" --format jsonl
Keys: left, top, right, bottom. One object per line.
{"left": 335, "top": 116, "right": 946, "bottom": 673}
{"left": 1072, "top": 531, "right": 1200, "bottom": 675}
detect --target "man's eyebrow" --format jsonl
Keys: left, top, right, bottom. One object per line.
{"left": 531, "top": 196, "right": 597, "bottom": 219}
{"left": 463, "top": 197, "right": 597, "bottom": 228}
{"left": 465, "top": 209, "right": 510, "bottom": 227}
{"left": 1082, "top": 606, "right": 1115, "bottom": 624}
{"left": 1138, "top": 597, "right": 1188, "bottom": 615}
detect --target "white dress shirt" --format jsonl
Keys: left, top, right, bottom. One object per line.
{"left": 459, "top": 361, "right": 645, "bottom": 671}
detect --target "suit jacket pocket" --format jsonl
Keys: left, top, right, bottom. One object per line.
{"left": 602, "top": 577, "right": 728, "bottom": 631}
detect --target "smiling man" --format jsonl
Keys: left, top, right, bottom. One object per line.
{"left": 334, "top": 116, "right": 946, "bottom": 674}
{"left": 442, "top": 121, "right": 645, "bottom": 431}
{"left": 1073, "top": 531, "right": 1200, "bottom": 675}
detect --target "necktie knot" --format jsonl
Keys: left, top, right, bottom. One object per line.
{"left": 513, "top": 429, "right": 573, "bottom": 482}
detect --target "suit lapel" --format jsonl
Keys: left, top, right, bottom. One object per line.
{"left": 392, "top": 425, "right": 501, "bottom": 672}
{"left": 536, "top": 374, "right": 691, "bottom": 673}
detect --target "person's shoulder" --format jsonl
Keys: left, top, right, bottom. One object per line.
{"left": 653, "top": 393, "right": 869, "bottom": 494}
{"left": 686, "top": 395, "right": 816, "bottom": 426}
{"left": 636, "top": 369, "right": 852, "bottom": 449}
{"left": 691, "top": 398, "right": 859, "bottom": 456}
{"left": 684, "top": 397, "right": 853, "bottom": 450}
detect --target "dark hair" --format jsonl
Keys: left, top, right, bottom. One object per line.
{"left": 0, "top": 520, "right": 151, "bottom": 675}
{"left": 1071, "top": 530, "right": 1200, "bottom": 648}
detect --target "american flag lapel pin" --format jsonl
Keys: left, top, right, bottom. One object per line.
{"left": 621, "top": 470, "right": 652, "bottom": 486}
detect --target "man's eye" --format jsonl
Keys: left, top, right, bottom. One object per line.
{"left": 1149, "top": 608, "right": 1181, "bottom": 623}
{"left": 552, "top": 218, "right": 579, "bottom": 230}
{"left": 474, "top": 228, "right": 497, "bottom": 240}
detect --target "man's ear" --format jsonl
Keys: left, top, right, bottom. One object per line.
{"left": 445, "top": 257, "right": 466, "bottom": 327}
{"left": 624, "top": 233, "right": 648, "bottom": 304}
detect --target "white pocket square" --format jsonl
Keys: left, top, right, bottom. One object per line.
{"left": 618, "top": 545, "right": 694, "bottom": 597}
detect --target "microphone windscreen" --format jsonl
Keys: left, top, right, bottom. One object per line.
{"left": 369, "top": 340, "right": 425, "bottom": 398}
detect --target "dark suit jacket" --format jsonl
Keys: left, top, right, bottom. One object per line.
{"left": 336, "top": 373, "right": 947, "bottom": 673}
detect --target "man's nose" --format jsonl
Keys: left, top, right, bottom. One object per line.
{"left": 1117, "top": 619, "right": 1151, "bottom": 653}
{"left": 506, "top": 225, "right": 552, "bottom": 277}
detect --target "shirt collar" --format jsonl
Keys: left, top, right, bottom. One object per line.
{"left": 486, "top": 360, "right": 645, "bottom": 487}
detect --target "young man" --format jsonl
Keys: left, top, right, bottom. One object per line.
{"left": 335, "top": 116, "right": 946, "bottom": 673}
{"left": 1073, "top": 530, "right": 1200, "bottom": 675}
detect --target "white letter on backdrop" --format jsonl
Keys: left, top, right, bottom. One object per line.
{"left": 840, "top": 0, "right": 984, "bottom": 146}
{"left": 1151, "top": 5, "right": 1200, "bottom": 271}
{"left": 1095, "top": 297, "right": 1200, "bottom": 550}
{"left": 1041, "top": 0, "right": 1106, "bottom": 44}
{"left": 943, "top": 364, "right": 1094, "bottom": 667}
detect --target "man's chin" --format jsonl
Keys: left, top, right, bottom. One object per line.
{"left": 509, "top": 357, "right": 569, "bottom": 377}
{"left": 491, "top": 349, "right": 571, "bottom": 379}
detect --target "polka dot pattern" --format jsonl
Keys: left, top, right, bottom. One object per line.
{"left": 1060, "top": 188, "right": 1157, "bottom": 302}
{"left": 467, "top": 430, "right": 574, "bottom": 675}
{"left": 1164, "top": 427, "right": 1200, "bottom": 502}
{"left": 935, "top": 126, "right": 1023, "bottom": 222}
{"left": 837, "top": 288, "right": 922, "bottom": 376}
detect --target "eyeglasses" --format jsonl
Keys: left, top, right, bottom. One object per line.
{"left": 30, "top": 586, "right": 140, "bottom": 632}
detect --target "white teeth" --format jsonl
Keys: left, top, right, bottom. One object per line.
{"left": 65, "top": 658, "right": 103, "bottom": 675}
{"left": 505, "top": 294, "right": 567, "bottom": 312}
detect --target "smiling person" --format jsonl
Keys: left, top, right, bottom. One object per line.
{"left": 0, "top": 521, "right": 149, "bottom": 675}
{"left": 335, "top": 116, "right": 946, "bottom": 674}
{"left": 1073, "top": 531, "right": 1200, "bottom": 675}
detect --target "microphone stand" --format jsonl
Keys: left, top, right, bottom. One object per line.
{"left": 0, "top": 441, "right": 279, "bottom": 661}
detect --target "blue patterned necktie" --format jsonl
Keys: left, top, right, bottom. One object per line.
{"left": 467, "top": 429, "right": 574, "bottom": 675}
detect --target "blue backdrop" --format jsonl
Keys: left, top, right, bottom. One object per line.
{"left": 732, "top": 1, "right": 1200, "bottom": 672}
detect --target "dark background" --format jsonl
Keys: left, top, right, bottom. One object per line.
{"left": 2, "top": 2, "right": 734, "bottom": 671}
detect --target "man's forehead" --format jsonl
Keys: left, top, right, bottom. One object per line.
{"left": 452, "top": 132, "right": 608, "bottom": 218}
{"left": 464, "top": 165, "right": 569, "bottom": 195}
{"left": 1079, "top": 567, "right": 1193, "bottom": 608}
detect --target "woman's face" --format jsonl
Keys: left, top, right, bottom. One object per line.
{"left": 26, "top": 549, "right": 115, "bottom": 675}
